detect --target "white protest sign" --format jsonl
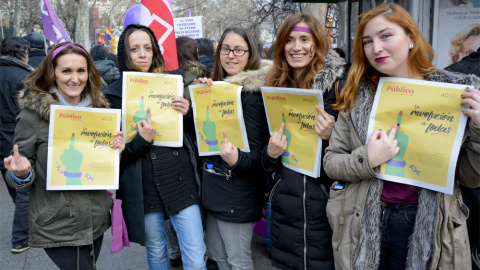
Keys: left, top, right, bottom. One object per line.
{"left": 173, "top": 16, "right": 204, "bottom": 39}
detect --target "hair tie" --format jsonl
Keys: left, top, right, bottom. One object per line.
{"left": 52, "top": 43, "right": 87, "bottom": 60}
{"left": 291, "top": 26, "right": 313, "bottom": 34}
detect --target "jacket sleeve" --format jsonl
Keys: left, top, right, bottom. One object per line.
{"left": 5, "top": 110, "right": 39, "bottom": 190}
{"left": 121, "top": 133, "right": 153, "bottom": 161}
{"left": 456, "top": 120, "right": 480, "bottom": 188}
{"left": 228, "top": 93, "right": 269, "bottom": 175}
{"left": 323, "top": 111, "right": 379, "bottom": 182}
{"left": 261, "top": 146, "right": 281, "bottom": 173}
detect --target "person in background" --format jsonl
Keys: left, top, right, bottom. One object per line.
{"left": 4, "top": 42, "right": 124, "bottom": 269}
{"left": 323, "top": 4, "right": 480, "bottom": 270}
{"left": 90, "top": 45, "right": 120, "bottom": 90}
{"left": 198, "top": 26, "right": 271, "bottom": 270}
{"left": 104, "top": 24, "right": 206, "bottom": 270}
{"left": 23, "top": 31, "right": 46, "bottom": 69}
{"left": 333, "top": 47, "right": 351, "bottom": 72}
{"left": 196, "top": 38, "right": 215, "bottom": 71}
{"left": 104, "top": 45, "right": 119, "bottom": 68}
{"left": 211, "top": 39, "right": 218, "bottom": 53}
{"left": 449, "top": 23, "right": 480, "bottom": 64}
{"left": 445, "top": 45, "right": 480, "bottom": 270}
{"left": 0, "top": 37, "right": 33, "bottom": 254}
{"left": 257, "top": 43, "right": 266, "bottom": 59}
{"left": 263, "top": 13, "right": 346, "bottom": 270}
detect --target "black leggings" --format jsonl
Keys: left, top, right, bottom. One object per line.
{"left": 44, "top": 235, "right": 103, "bottom": 270}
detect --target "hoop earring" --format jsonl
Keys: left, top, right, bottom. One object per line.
{"left": 409, "top": 44, "right": 413, "bottom": 49}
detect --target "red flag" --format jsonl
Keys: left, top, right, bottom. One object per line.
{"left": 140, "top": 0, "right": 179, "bottom": 71}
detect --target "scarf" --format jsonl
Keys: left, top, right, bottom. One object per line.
{"left": 51, "top": 85, "right": 93, "bottom": 107}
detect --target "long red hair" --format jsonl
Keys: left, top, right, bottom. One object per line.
{"left": 334, "top": 3, "right": 434, "bottom": 112}
{"left": 265, "top": 13, "right": 330, "bottom": 89}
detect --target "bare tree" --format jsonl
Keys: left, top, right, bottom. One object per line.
{"left": 75, "top": 0, "right": 89, "bottom": 48}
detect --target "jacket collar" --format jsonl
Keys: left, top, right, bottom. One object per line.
{"left": 311, "top": 49, "right": 345, "bottom": 92}
{"left": 224, "top": 60, "right": 273, "bottom": 93}
{"left": 0, "top": 55, "right": 34, "bottom": 72}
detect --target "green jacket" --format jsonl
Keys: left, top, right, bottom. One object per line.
{"left": 5, "top": 88, "right": 112, "bottom": 248}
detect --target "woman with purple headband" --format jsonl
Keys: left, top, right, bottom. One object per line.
{"left": 263, "top": 13, "right": 346, "bottom": 269}
{"left": 4, "top": 42, "right": 125, "bottom": 269}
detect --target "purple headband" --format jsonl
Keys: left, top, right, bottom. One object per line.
{"left": 291, "top": 26, "right": 313, "bottom": 34}
{"left": 52, "top": 44, "right": 87, "bottom": 60}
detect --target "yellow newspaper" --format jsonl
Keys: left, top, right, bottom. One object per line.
{"left": 47, "top": 106, "right": 121, "bottom": 190}
{"left": 367, "top": 77, "right": 470, "bottom": 194}
{"left": 261, "top": 87, "right": 323, "bottom": 178}
{"left": 122, "top": 72, "right": 183, "bottom": 147}
{"left": 189, "top": 82, "right": 249, "bottom": 156}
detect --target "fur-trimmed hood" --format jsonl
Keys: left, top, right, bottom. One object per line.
{"left": 224, "top": 60, "right": 273, "bottom": 93}
{"left": 312, "top": 49, "right": 345, "bottom": 92}
{"left": 17, "top": 88, "right": 109, "bottom": 121}
{"left": 0, "top": 55, "right": 34, "bottom": 72}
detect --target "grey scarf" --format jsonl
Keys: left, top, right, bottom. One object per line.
{"left": 352, "top": 82, "right": 437, "bottom": 270}
{"left": 51, "top": 85, "right": 93, "bottom": 107}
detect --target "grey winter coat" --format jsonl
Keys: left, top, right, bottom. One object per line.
{"left": 323, "top": 70, "right": 480, "bottom": 270}
{"left": 5, "top": 88, "right": 112, "bottom": 248}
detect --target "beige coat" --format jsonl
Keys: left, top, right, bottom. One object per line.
{"left": 323, "top": 71, "right": 480, "bottom": 270}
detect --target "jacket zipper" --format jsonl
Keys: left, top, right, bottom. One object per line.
{"left": 303, "top": 175, "right": 307, "bottom": 270}
{"left": 320, "top": 183, "right": 329, "bottom": 199}
{"left": 268, "top": 178, "right": 282, "bottom": 205}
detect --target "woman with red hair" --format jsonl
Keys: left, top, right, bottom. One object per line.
{"left": 324, "top": 3, "right": 480, "bottom": 270}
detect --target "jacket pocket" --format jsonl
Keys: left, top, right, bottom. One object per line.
{"left": 35, "top": 192, "right": 78, "bottom": 236}
{"left": 202, "top": 165, "right": 235, "bottom": 214}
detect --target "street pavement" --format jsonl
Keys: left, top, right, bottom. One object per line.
{"left": 0, "top": 173, "right": 278, "bottom": 270}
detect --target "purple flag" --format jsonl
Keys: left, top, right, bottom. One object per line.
{"left": 40, "top": 0, "right": 71, "bottom": 43}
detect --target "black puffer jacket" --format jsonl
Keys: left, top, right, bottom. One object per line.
{"left": 445, "top": 51, "right": 480, "bottom": 78}
{"left": 263, "top": 50, "right": 346, "bottom": 270}
{"left": 104, "top": 24, "right": 202, "bottom": 245}
{"left": 0, "top": 55, "right": 33, "bottom": 170}
{"left": 94, "top": 59, "right": 120, "bottom": 90}
{"left": 201, "top": 60, "right": 272, "bottom": 223}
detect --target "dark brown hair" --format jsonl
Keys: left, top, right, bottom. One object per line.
{"left": 23, "top": 42, "right": 106, "bottom": 108}
{"left": 123, "top": 27, "right": 165, "bottom": 74}
{"left": 176, "top": 36, "right": 211, "bottom": 77}
{"left": 212, "top": 27, "right": 261, "bottom": 81}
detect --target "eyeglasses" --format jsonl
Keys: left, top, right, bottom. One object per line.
{"left": 219, "top": 47, "right": 249, "bottom": 56}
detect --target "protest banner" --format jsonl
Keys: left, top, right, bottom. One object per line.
{"left": 189, "top": 82, "right": 249, "bottom": 156}
{"left": 47, "top": 106, "right": 121, "bottom": 190}
{"left": 261, "top": 87, "right": 323, "bottom": 178}
{"left": 122, "top": 72, "right": 183, "bottom": 147}
{"left": 173, "top": 16, "right": 205, "bottom": 38}
{"left": 367, "top": 77, "right": 470, "bottom": 194}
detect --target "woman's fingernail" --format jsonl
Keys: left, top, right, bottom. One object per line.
{"left": 397, "top": 123, "right": 400, "bottom": 127}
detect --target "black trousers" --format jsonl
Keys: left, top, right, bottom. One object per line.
{"left": 44, "top": 235, "right": 103, "bottom": 270}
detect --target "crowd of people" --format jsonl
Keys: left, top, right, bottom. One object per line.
{"left": 1, "top": 3, "right": 479, "bottom": 270}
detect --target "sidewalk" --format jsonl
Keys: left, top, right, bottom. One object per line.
{"left": 0, "top": 173, "right": 276, "bottom": 270}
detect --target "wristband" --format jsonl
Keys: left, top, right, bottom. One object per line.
{"left": 10, "top": 170, "right": 32, "bottom": 184}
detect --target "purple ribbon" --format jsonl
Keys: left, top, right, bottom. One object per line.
{"left": 291, "top": 26, "right": 313, "bottom": 34}
{"left": 63, "top": 171, "right": 82, "bottom": 178}
{"left": 206, "top": 140, "right": 218, "bottom": 145}
{"left": 52, "top": 44, "right": 87, "bottom": 60}
{"left": 386, "top": 159, "right": 406, "bottom": 168}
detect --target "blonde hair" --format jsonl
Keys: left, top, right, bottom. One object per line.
{"left": 449, "top": 23, "right": 480, "bottom": 64}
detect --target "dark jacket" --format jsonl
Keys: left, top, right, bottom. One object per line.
{"left": 94, "top": 59, "right": 120, "bottom": 90}
{"left": 199, "top": 55, "right": 214, "bottom": 71}
{"left": 445, "top": 51, "right": 480, "bottom": 77}
{"left": 201, "top": 60, "right": 272, "bottom": 223}
{"left": 104, "top": 23, "right": 202, "bottom": 245}
{"left": 263, "top": 50, "right": 346, "bottom": 270}
{"left": 0, "top": 55, "right": 33, "bottom": 170}
{"left": 5, "top": 88, "right": 112, "bottom": 248}
{"left": 28, "top": 48, "right": 46, "bottom": 69}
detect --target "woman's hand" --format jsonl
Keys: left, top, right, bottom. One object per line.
{"left": 462, "top": 87, "right": 480, "bottom": 126}
{"left": 315, "top": 105, "right": 335, "bottom": 140}
{"left": 367, "top": 123, "right": 400, "bottom": 168}
{"left": 267, "top": 122, "right": 288, "bottom": 159}
{"left": 220, "top": 131, "right": 238, "bottom": 167}
{"left": 171, "top": 96, "right": 190, "bottom": 115}
{"left": 137, "top": 108, "right": 156, "bottom": 142}
{"left": 4, "top": 145, "right": 31, "bottom": 179}
{"left": 194, "top": 77, "right": 214, "bottom": 85}
{"left": 110, "top": 131, "right": 125, "bottom": 153}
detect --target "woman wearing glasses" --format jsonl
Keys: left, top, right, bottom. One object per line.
{"left": 198, "top": 27, "right": 271, "bottom": 270}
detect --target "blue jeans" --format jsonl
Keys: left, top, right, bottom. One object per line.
{"left": 1, "top": 169, "right": 30, "bottom": 246}
{"left": 378, "top": 203, "right": 418, "bottom": 270}
{"left": 144, "top": 204, "right": 206, "bottom": 270}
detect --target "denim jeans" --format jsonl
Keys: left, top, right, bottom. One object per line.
{"left": 378, "top": 203, "right": 418, "bottom": 270}
{"left": 165, "top": 219, "right": 181, "bottom": 260}
{"left": 1, "top": 169, "right": 30, "bottom": 246}
{"left": 144, "top": 204, "right": 206, "bottom": 270}
{"left": 44, "top": 235, "right": 103, "bottom": 270}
